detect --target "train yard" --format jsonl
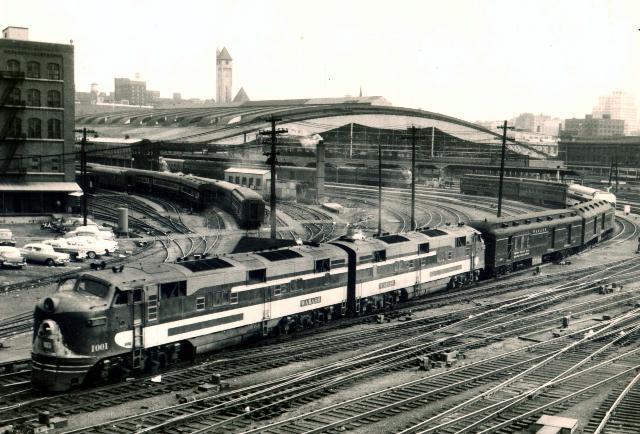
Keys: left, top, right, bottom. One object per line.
{"left": 0, "top": 178, "right": 638, "bottom": 434}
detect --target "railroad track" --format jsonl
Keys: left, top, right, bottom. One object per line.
{"left": 584, "top": 370, "right": 640, "bottom": 434}
{"left": 0, "top": 311, "right": 32, "bottom": 342}
{"left": 57, "top": 270, "right": 640, "bottom": 433}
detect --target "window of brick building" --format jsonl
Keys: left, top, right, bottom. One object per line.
{"left": 47, "top": 119, "right": 61, "bottom": 139}
{"left": 26, "top": 61, "right": 40, "bottom": 78}
{"left": 47, "top": 63, "right": 61, "bottom": 80}
{"left": 28, "top": 118, "right": 42, "bottom": 138}
{"left": 27, "top": 89, "right": 41, "bottom": 106}
{"left": 6, "top": 59, "right": 20, "bottom": 72}
{"left": 47, "top": 90, "right": 61, "bottom": 107}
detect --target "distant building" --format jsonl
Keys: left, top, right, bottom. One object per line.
{"left": 513, "top": 113, "right": 562, "bottom": 136}
{"left": 592, "top": 91, "right": 638, "bottom": 135}
{"left": 216, "top": 47, "right": 232, "bottom": 104}
{"left": 146, "top": 90, "right": 160, "bottom": 102}
{"left": 233, "top": 87, "right": 250, "bottom": 103}
{"left": 0, "top": 26, "right": 81, "bottom": 213}
{"left": 224, "top": 167, "right": 269, "bottom": 196}
{"left": 172, "top": 92, "right": 181, "bottom": 101}
{"left": 562, "top": 114, "right": 625, "bottom": 139}
{"left": 514, "top": 131, "right": 558, "bottom": 156}
{"left": 114, "top": 77, "right": 147, "bottom": 105}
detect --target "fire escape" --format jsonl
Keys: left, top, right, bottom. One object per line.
{"left": 0, "top": 69, "right": 26, "bottom": 176}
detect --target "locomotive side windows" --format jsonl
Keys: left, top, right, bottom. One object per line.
{"left": 593, "top": 217, "right": 597, "bottom": 234}
{"left": 567, "top": 224, "right": 572, "bottom": 243}
{"left": 160, "top": 281, "right": 187, "bottom": 299}
{"left": 196, "top": 297, "right": 205, "bottom": 311}
{"left": 247, "top": 269, "right": 266, "bottom": 284}
{"left": 447, "top": 252, "right": 453, "bottom": 260}
{"left": 359, "top": 254, "right": 373, "bottom": 263}
{"left": 330, "top": 258, "right": 345, "bottom": 267}
{"left": 601, "top": 213, "right": 605, "bottom": 230}
{"left": 421, "top": 256, "right": 437, "bottom": 266}
{"left": 315, "top": 258, "right": 330, "bottom": 273}
{"left": 273, "top": 285, "right": 282, "bottom": 296}
{"left": 419, "top": 242, "right": 429, "bottom": 254}
{"left": 230, "top": 292, "right": 238, "bottom": 304}
{"left": 455, "top": 236, "right": 466, "bottom": 247}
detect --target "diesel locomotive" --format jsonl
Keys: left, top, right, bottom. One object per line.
{"left": 32, "top": 224, "right": 484, "bottom": 392}
{"left": 31, "top": 199, "right": 615, "bottom": 392}
{"left": 85, "top": 163, "right": 265, "bottom": 229}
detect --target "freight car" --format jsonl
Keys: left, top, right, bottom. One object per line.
{"left": 32, "top": 224, "right": 484, "bottom": 392}
{"left": 86, "top": 163, "right": 265, "bottom": 229}
{"left": 460, "top": 174, "right": 616, "bottom": 207}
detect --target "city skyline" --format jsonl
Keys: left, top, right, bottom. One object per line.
{"left": 4, "top": 0, "right": 640, "bottom": 122}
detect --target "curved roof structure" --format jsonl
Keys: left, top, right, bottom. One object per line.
{"left": 75, "top": 97, "right": 547, "bottom": 158}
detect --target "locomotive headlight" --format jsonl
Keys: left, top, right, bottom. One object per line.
{"left": 43, "top": 297, "right": 56, "bottom": 313}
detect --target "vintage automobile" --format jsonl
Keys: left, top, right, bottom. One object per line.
{"left": 21, "top": 243, "right": 70, "bottom": 266}
{"left": 64, "top": 225, "right": 115, "bottom": 241}
{"left": 43, "top": 237, "right": 118, "bottom": 260}
{"left": 0, "top": 229, "right": 16, "bottom": 246}
{"left": 0, "top": 246, "right": 26, "bottom": 268}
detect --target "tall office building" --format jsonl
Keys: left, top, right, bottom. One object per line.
{"left": 592, "top": 91, "right": 638, "bottom": 135}
{"left": 216, "top": 47, "right": 232, "bottom": 104}
{"left": 0, "top": 26, "right": 80, "bottom": 213}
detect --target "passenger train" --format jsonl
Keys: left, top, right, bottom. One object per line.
{"left": 32, "top": 198, "right": 615, "bottom": 392}
{"left": 162, "top": 157, "right": 413, "bottom": 189}
{"left": 85, "top": 163, "right": 265, "bottom": 229}
{"left": 460, "top": 174, "right": 617, "bottom": 208}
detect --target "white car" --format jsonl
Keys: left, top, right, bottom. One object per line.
{"left": 0, "top": 246, "right": 26, "bottom": 268}
{"left": 43, "top": 237, "right": 117, "bottom": 260}
{"left": 21, "top": 243, "right": 70, "bottom": 266}
{"left": 64, "top": 225, "right": 115, "bottom": 241}
{"left": 67, "top": 236, "right": 118, "bottom": 257}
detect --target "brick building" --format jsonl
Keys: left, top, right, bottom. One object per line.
{"left": 114, "top": 77, "right": 147, "bottom": 106}
{"left": 0, "top": 26, "right": 80, "bottom": 214}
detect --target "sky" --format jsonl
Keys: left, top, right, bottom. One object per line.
{"left": 3, "top": 0, "right": 640, "bottom": 122}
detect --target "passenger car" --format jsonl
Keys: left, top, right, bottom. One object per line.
{"left": 0, "top": 246, "right": 26, "bottom": 268}
{"left": 21, "top": 243, "right": 70, "bottom": 266}
{"left": 0, "top": 229, "right": 16, "bottom": 246}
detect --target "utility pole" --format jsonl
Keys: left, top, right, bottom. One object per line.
{"left": 408, "top": 126, "right": 417, "bottom": 231}
{"left": 259, "top": 116, "right": 287, "bottom": 240}
{"left": 378, "top": 141, "right": 382, "bottom": 236}
{"left": 496, "top": 121, "right": 514, "bottom": 218}
{"left": 74, "top": 128, "right": 96, "bottom": 226}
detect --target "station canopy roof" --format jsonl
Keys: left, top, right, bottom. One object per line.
{"left": 0, "top": 181, "right": 82, "bottom": 192}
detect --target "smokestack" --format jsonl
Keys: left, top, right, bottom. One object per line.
{"left": 316, "top": 140, "right": 325, "bottom": 203}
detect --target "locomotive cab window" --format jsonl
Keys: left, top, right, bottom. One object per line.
{"left": 419, "top": 242, "right": 429, "bottom": 254}
{"left": 455, "top": 236, "right": 466, "bottom": 247}
{"left": 247, "top": 269, "right": 266, "bottom": 284}
{"left": 315, "top": 258, "right": 330, "bottom": 273}
{"left": 160, "top": 281, "right": 187, "bottom": 299}
{"left": 373, "top": 250, "right": 386, "bottom": 263}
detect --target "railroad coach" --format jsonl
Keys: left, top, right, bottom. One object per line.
{"left": 571, "top": 200, "right": 616, "bottom": 246}
{"left": 459, "top": 174, "right": 519, "bottom": 200}
{"left": 470, "top": 209, "right": 583, "bottom": 275}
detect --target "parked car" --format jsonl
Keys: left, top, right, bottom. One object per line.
{"left": 54, "top": 217, "right": 97, "bottom": 233}
{"left": 20, "top": 243, "right": 70, "bottom": 266}
{"left": 0, "top": 246, "right": 26, "bottom": 268}
{"left": 43, "top": 236, "right": 117, "bottom": 260}
{"left": 64, "top": 224, "right": 114, "bottom": 240}
{"left": 0, "top": 229, "right": 16, "bottom": 246}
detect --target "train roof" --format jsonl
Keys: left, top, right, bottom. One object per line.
{"left": 570, "top": 199, "right": 613, "bottom": 217}
{"left": 470, "top": 208, "right": 581, "bottom": 232}
{"left": 86, "top": 163, "right": 127, "bottom": 175}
